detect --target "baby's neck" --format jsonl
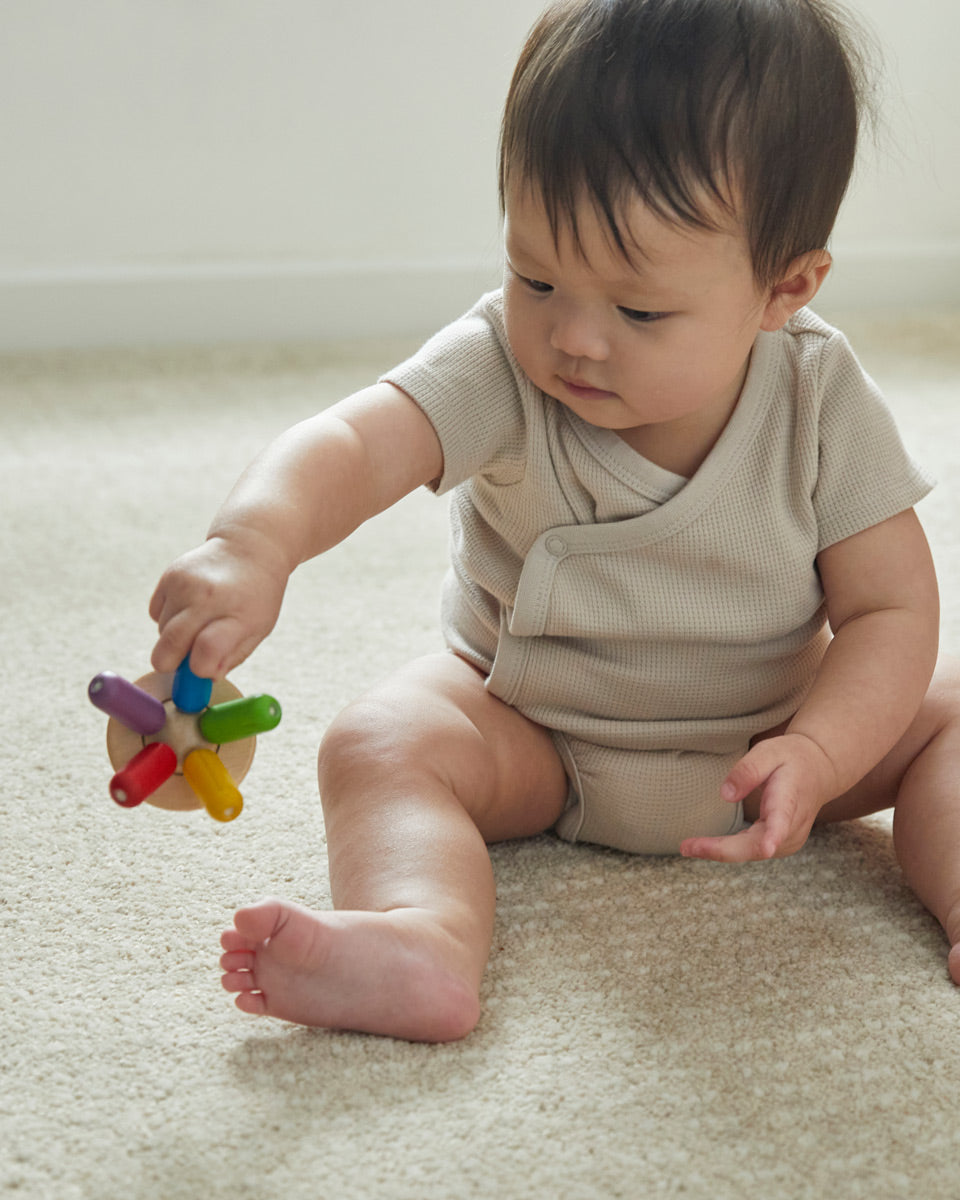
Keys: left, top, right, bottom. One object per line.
{"left": 615, "top": 398, "right": 733, "bottom": 478}
{"left": 615, "top": 352, "right": 752, "bottom": 477}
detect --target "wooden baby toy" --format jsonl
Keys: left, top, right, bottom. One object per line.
{"left": 89, "top": 657, "right": 281, "bottom": 822}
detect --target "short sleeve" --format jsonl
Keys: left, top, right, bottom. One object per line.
{"left": 381, "top": 293, "right": 527, "bottom": 495}
{"left": 812, "top": 332, "right": 935, "bottom": 551}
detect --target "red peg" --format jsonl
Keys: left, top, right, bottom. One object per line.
{"left": 110, "top": 742, "right": 178, "bottom": 808}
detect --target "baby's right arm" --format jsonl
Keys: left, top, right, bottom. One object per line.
{"left": 149, "top": 382, "right": 442, "bottom": 679}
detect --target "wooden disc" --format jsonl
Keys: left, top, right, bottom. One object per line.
{"left": 106, "top": 672, "right": 256, "bottom": 812}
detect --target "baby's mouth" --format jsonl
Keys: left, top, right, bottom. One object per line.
{"left": 559, "top": 376, "right": 617, "bottom": 402}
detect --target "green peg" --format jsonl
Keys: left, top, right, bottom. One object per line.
{"left": 199, "top": 694, "right": 282, "bottom": 744}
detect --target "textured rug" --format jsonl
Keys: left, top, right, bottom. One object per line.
{"left": 3, "top": 311, "right": 960, "bottom": 1199}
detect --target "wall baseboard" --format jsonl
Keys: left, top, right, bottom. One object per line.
{"left": 0, "top": 261, "right": 502, "bottom": 352}
{"left": 813, "top": 241, "right": 960, "bottom": 320}
{"left": 0, "top": 245, "right": 957, "bottom": 352}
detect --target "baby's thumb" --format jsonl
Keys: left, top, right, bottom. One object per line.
{"left": 189, "top": 618, "right": 252, "bottom": 680}
{"left": 721, "top": 742, "right": 777, "bottom": 804}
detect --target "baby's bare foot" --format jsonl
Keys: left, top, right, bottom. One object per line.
{"left": 948, "top": 943, "right": 960, "bottom": 986}
{"left": 219, "top": 899, "right": 481, "bottom": 1042}
{"left": 942, "top": 902, "right": 960, "bottom": 986}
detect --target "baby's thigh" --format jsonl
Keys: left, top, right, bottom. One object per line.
{"left": 318, "top": 652, "right": 569, "bottom": 842}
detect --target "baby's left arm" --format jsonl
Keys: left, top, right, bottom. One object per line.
{"left": 682, "top": 507, "right": 940, "bottom": 862}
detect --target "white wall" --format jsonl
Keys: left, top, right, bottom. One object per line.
{"left": 819, "top": 0, "right": 960, "bottom": 314}
{"left": 1, "top": 0, "right": 957, "bottom": 349}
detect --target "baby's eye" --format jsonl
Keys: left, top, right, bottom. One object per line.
{"left": 524, "top": 277, "right": 553, "bottom": 294}
{"left": 619, "top": 307, "right": 666, "bottom": 324}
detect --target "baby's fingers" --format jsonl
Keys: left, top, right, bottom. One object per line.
{"left": 151, "top": 610, "right": 204, "bottom": 674}
{"left": 720, "top": 740, "right": 784, "bottom": 805}
{"left": 680, "top": 819, "right": 782, "bottom": 863}
{"left": 148, "top": 581, "right": 166, "bottom": 625}
{"left": 151, "top": 614, "right": 251, "bottom": 679}
{"left": 189, "top": 618, "right": 263, "bottom": 679}
{"left": 149, "top": 564, "right": 208, "bottom": 641}
{"left": 148, "top": 576, "right": 187, "bottom": 634}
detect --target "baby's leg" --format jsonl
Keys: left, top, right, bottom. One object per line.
{"left": 219, "top": 653, "right": 568, "bottom": 1041}
{"left": 888, "top": 660, "right": 960, "bottom": 981}
{"left": 779, "top": 656, "right": 960, "bottom": 981}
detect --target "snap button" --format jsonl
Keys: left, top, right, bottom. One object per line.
{"left": 545, "top": 535, "right": 567, "bottom": 558}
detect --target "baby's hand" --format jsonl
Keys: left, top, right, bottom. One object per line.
{"left": 680, "top": 733, "right": 838, "bottom": 863}
{"left": 149, "top": 534, "right": 288, "bottom": 679}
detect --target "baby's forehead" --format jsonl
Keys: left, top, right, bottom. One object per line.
{"left": 505, "top": 187, "right": 752, "bottom": 282}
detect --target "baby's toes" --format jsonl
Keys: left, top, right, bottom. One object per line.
{"left": 233, "top": 990, "right": 269, "bottom": 1016}
{"left": 220, "top": 927, "right": 258, "bottom": 954}
{"left": 220, "top": 948, "right": 255, "bottom": 976}
{"left": 220, "top": 942, "right": 259, "bottom": 997}
{"left": 232, "top": 899, "right": 287, "bottom": 943}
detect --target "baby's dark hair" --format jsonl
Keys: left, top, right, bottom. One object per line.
{"left": 499, "top": 0, "right": 876, "bottom": 287}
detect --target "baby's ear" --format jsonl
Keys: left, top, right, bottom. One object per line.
{"left": 759, "top": 250, "right": 832, "bottom": 331}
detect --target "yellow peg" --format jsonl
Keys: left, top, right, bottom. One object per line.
{"left": 183, "top": 748, "right": 244, "bottom": 823}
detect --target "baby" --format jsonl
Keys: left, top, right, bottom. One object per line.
{"left": 150, "top": 0, "right": 960, "bottom": 1042}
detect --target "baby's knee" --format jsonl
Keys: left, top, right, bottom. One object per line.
{"left": 925, "top": 654, "right": 960, "bottom": 731}
{"left": 317, "top": 683, "right": 457, "bottom": 798}
{"left": 319, "top": 696, "right": 410, "bottom": 787}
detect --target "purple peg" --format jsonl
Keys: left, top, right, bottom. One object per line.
{"left": 88, "top": 671, "right": 167, "bottom": 736}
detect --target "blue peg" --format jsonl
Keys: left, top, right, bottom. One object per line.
{"left": 172, "top": 655, "right": 213, "bottom": 713}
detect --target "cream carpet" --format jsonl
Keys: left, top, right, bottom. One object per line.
{"left": 3, "top": 311, "right": 960, "bottom": 1199}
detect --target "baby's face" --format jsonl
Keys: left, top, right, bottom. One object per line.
{"left": 502, "top": 188, "right": 777, "bottom": 471}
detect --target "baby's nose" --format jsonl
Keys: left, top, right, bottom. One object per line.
{"left": 549, "top": 309, "right": 609, "bottom": 361}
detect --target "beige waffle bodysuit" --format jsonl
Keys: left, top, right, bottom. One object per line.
{"left": 383, "top": 292, "right": 933, "bottom": 854}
